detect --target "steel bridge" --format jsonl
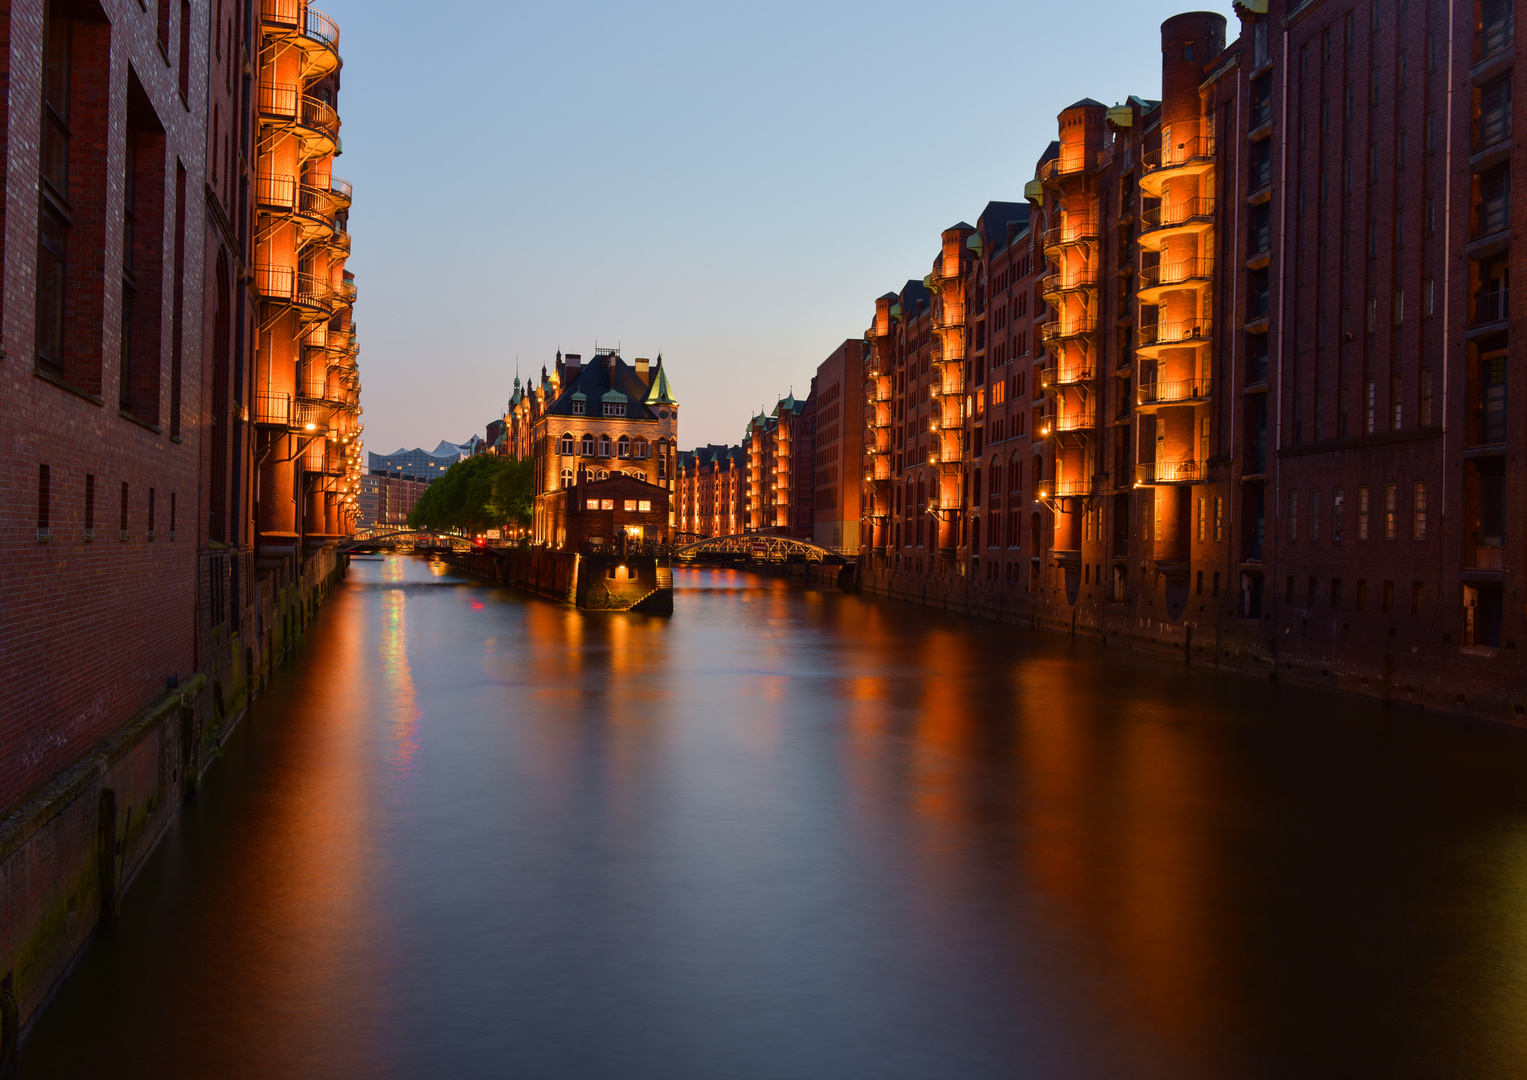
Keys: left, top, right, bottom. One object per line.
{"left": 338, "top": 531, "right": 473, "bottom": 553}
{"left": 671, "top": 534, "right": 848, "bottom": 564}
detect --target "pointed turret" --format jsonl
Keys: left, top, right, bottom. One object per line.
{"left": 644, "top": 354, "right": 677, "bottom": 406}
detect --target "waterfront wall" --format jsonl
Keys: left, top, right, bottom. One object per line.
{"left": 0, "top": 550, "right": 346, "bottom": 1040}
{"left": 859, "top": 559, "right": 1527, "bottom": 725}
{"left": 441, "top": 548, "right": 674, "bottom": 613}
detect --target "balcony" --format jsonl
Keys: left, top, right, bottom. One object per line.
{"left": 334, "top": 279, "right": 358, "bottom": 308}
{"left": 258, "top": 82, "right": 340, "bottom": 159}
{"left": 260, "top": 1, "right": 341, "bottom": 75}
{"left": 329, "top": 174, "right": 353, "bottom": 206}
{"left": 253, "top": 391, "right": 292, "bottom": 427}
{"left": 1139, "top": 135, "right": 1216, "bottom": 196}
{"left": 1040, "top": 266, "right": 1101, "bottom": 300}
{"left": 1042, "top": 217, "right": 1099, "bottom": 254}
{"left": 1039, "top": 364, "right": 1093, "bottom": 390}
{"left": 1035, "top": 478, "right": 1092, "bottom": 501}
{"left": 1041, "top": 315, "right": 1098, "bottom": 345}
{"left": 1037, "top": 411, "right": 1096, "bottom": 439}
{"left": 1137, "top": 318, "right": 1212, "bottom": 355}
{"left": 1139, "top": 197, "right": 1216, "bottom": 247}
{"left": 1137, "top": 258, "right": 1215, "bottom": 302}
{"left": 1038, "top": 156, "right": 1089, "bottom": 183}
{"left": 932, "top": 304, "right": 966, "bottom": 331}
{"left": 1135, "top": 459, "right": 1205, "bottom": 485}
{"left": 1137, "top": 377, "right": 1212, "bottom": 409}
{"left": 255, "top": 264, "right": 335, "bottom": 318}
{"left": 330, "top": 228, "right": 352, "bottom": 256}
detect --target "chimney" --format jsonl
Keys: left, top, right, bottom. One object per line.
{"left": 564, "top": 353, "right": 582, "bottom": 377}
{"left": 607, "top": 352, "right": 618, "bottom": 376}
{"left": 635, "top": 357, "right": 651, "bottom": 384}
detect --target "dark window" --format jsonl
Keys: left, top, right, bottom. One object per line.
{"left": 38, "top": 465, "right": 51, "bottom": 535}
{"left": 178, "top": 1, "right": 191, "bottom": 99}
{"left": 1481, "top": 353, "right": 1507, "bottom": 443}
{"left": 1478, "top": 258, "right": 1509, "bottom": 323}
{"left": 84, "top": 473, "right": 95, "bottom": 535}
{"left": 1248, "top": 267, "right": 1270, "bottom": 319}
{"left": 1479, "top": 75, "right": 1512, "bottom": 148}
{"left": 1479, "top": 0, "right": 1513, "bottom": 60}
{"left": 1250, "top": 139, "right": 1272, "bottom": 191}
{"left": 1249, "top": 203, "right": 1271, "bottom": 254}
{"left": 1251, "top": 73, "right": 1273, "bottom": 127}
{"left": 1478, "top": 164, "right": 1510, "bottom": 236}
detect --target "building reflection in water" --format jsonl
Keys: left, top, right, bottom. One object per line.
{"left": 22, "top": 559, "right": 1527, "bottom": 1079}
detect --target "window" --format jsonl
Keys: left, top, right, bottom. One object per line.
{"left": 84, "top": 473, "right": 95, "bottom": 539}
{"left": 1383, "top": 580, "right": 1395, "bottom": 612}
{"left": 598, "top": 435, "right": 611, "bottom": 457}
{"left": 120, "top": 481, "right": 129, "bottom": 539}
{"left": 1421, "top": 370, "right": 1433, "bottom": 425}
{"left": 1481, "top": 352, "right": 1507, "bottom": 443}
{"left": 638, "top": 500, "right": 652, "bottom": 512}
{"left": 1357, "top": 580, "right": 1367, "bottom": 610}
{"left": 178, "top": 0, "right": 191, "bottom": 99}
{"left": 1414, "top": 482, "right": 1427, "bottom": 539}
{"left": 572, "top": 398, "right": 585, "bottom": 415}
{"left": 1385, "top": 483, "right": 1397, "bottom": 539}
{"left": 1412, "top": 581, "right": 1424, "bottom": 615}
{"left": 560, "top": 468, "right": 573, "bottom": 488}
{"left": 1332, "top": 488, "right": 1344, "bottom": 541}
{"left": 623, "top": 500, "right": 638, "bottom": 512}
{"left": 1358, "top": 486, "right": 1370, "bottom": 539}
{"left": 1197, "top": 497, "right": 1206, "bottom": 542}
{"left": 1365, "top": 381, "right": 1376, "bottom": 433}
{"left": 557, "top": 433, "right": 574, "bottom": 455}
{"left": 604, "top": 402, "right": 626, "bottom": 417}
{"left": 37, "top": 465, "right": 51, "bottom": 540}
{"left": 1478, "top": 164, "right": 1510, "bottom": 236}
{"left": 1332, "top": 578, "right": 1342, "bottom": 608}
{"left": 1288, "top": 491, "right": 1299, "bottom": 541}
{"left": 580, "top": 433, "right": 595, "bottom": 455}
{"left": 1214, "top": 497, "right": 1223, "bottom": 542}
{"left": 1310, "top": 489, "right": 1321, "bottom": 541}
{"left": 618, "top": 435, "right": 631, "bottom": 458}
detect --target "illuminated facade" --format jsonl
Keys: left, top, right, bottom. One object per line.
{"left": 743, "top": 391, "right": 815, "bottom": 538}
{"left": 0, "top": 0, "right": 365, "bottom": 1031}
{"left": 855, "top": 0, "right": 1526, "bottom": 716}
{"left": 507, "top": 350, "right": 679, "bottom": 548}
{"left": 252, "top": 0, "right": 363, "bottom": 563}
{"left": 676, "top": 445, "right": 746, "bottom": 540}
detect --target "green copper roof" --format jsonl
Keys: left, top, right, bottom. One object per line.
{"left": 644, "top": 356, "right": 677, "bottom": 405}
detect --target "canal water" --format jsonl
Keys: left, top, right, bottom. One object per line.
{"left": 23, "top": 556, "right": 1527, "bottom": 1078}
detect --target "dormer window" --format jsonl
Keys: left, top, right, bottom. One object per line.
{"left": 572, "top": 400, "right": 585, "bottom": 415}
{"left": 604, "top": 402, "right": 625, "bottom": 417}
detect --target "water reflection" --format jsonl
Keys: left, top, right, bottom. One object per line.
{"left": 22, "top": 559, "right": 1527, "bottom": 1079}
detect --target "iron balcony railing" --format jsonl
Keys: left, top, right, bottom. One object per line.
{"left": 1477, "top": 287, "right": 1509, "bottom": 324}
{"left": 335, "top": 279, "right": 358, "bottom": 306}
{"left": 254, "top": 392, "right": 291, "bottom": 426}
{"left": 260, "top": 1, "right": 340, "bottom": 52}
{"left": 329, "top": 174, "right": 353, "bottom": 203}
{"left": 1136, "top": 459, "right": 1205, "bottom": 484}
{"left": 1138, "top": 377, "right": 1212, "bottom": 405}
{"left": 297, "top": 183, "right": 337, "bottom": 229}
{"left": 1039, "top": 364, "right": 1093, "bottom": 389}
{"left": 1038, "top": 410, "right": 1096, "bottom": 434}
{"left": 1139, "top": 258, "right": 1215, "bottom": 291}
{"left": 330, "top": 229, "right": 352, "bottom": 256}
{"left": 1040, "top": 266, "right": 1101, "bottom": 296}
{"left": 1141, "top": 197, "right": 1217, "bottom": 231}
{"left": 1041, "top": 315, "right": 1099, "bottom": 344}
{"left": 258, "top": 82, "right": 340, "bottom": 144}
{"left": 1036, "top": 479, "right": 1092, "bottom": 499}
{"left": 1042, "top": 217, "right": 1099, "bottom": 251}
{"left": 254, "top": 264, "right": 335, "bottom": 313}
{"left": 1142, "top": 135, "right": 1217, "bottom": 174}
{"left": 1138, "top": 319, "right": 1212, "bottom": 347}
{"left": 1038, "top": 156, "right": 1089, "bottom": 182}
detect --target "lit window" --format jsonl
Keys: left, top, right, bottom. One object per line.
{"left": 623, "top": 500, "right": 638, "bottom": 511}
{"left": 602, "top": 499, "right": 615, "bottom": 510}
{"left": 558, "top": 433, "right": 574, "bottom": 454}
{"left": 618, "top": 436, "right": 631, "bottom": 458}
{"left": 560, "top": 468, "right": 573, "bottom": 488}
{"left": 638, "top": 500, "right": 652, "bottom": 512}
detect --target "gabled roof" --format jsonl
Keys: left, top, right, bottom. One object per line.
{"left": 1065, "top": 97, "right": 1107, "bottom": 110}
{"left": 541, "top": 352, "right": 666, "bottom": 422}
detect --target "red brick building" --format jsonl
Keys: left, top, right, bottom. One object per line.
{"left": 542, "top": 470, "right": 672, "bottom": 554}
{"left": 0, "top": 0, "right": 362, "bottom": 1027}
{"left": 676, "top": 444, "right": 745, "bottom": 540}
{"left": 812, "top": 339, "right": 866, "bottom": 552}
{"left": 855, "top": 0, "right": 1527, "bottom": 719}
{"left": 743, "top": 388, "right": 814, "bottom": 538}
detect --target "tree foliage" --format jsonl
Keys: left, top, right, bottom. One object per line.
{"left": 406, "top": 455, "right": 534, "bottom": 534}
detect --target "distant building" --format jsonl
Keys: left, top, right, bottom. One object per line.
{"left": 812, "top": 340, "right": 867, "bottom": 552}
{"left": 357, "top": 475, "right": 430, "bottom": 530}
{"left": 744, "top": 388, "right": 814, "bottom": 539}
{"left": 677, "top": 445, "right": 746, "bottom": 540}
{"left": 367, "top": 440, "right": 473, "bottom": 480}
{"left": 502, "top": 349, "right": 680, "bottom": 548}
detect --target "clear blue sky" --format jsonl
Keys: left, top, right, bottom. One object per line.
{"left": 322, "top": 0, "right": 1239, "bottom": 454}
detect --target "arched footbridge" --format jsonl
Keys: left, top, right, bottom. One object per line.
{"left": 671, "top": 534, "right": 850, "bottom": 564}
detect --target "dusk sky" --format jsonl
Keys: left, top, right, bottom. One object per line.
{"left": 323, "top": 0, "right": 1239, "bottom": 455}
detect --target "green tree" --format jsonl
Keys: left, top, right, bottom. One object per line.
{"left": 406, "top": 455, "right": 524, "bottom": 534}
{"left": 487, "top": 456, "right": 534, "bottom": 527}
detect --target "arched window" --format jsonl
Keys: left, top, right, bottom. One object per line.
{"left": 989, "top": 456, "right": 1001, "bottom": 498}
{"left": 618, "top": 435, "right": 631, "bottom": 458}
{"left": 557, "top": 432, "right": 574, "bottom": 455}
{"left": 634, "top": 440, "right": 649, "bottom": 459}
{"left": 596, "top": 469, "right": 609, "bottom": 480}
{"left": 580, "top": 433, "right": 595, "bottom": 456}
{"left": 598, "top": 434, "right": 611, "bottom": 456}
{"left": 972, "top": 468, "right": 981, "bottom": 507}
{"left": 971, "top": 517, "right": 981, "bottom": 552}
{"left": 560, "top": 468, "right": 573, "bottom": 488}
{"left": 629, "top": 471, "right": 645, "bottom": 483}
{"left": 1009, "top": 452, "right": 1023, "bottom": 493}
